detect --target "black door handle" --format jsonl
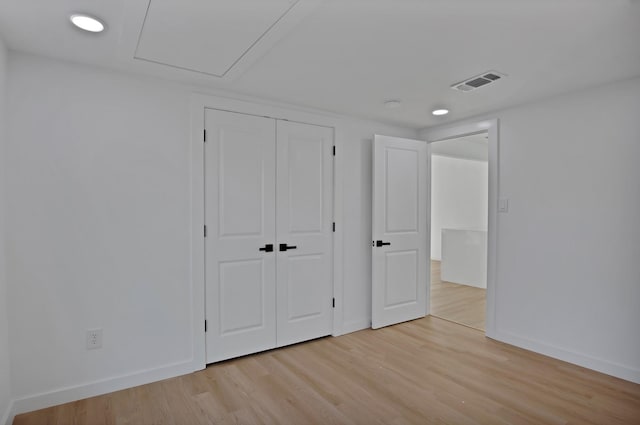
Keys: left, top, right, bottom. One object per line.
{"left": 279, "top": 243, "right": 297, "bottom": 251}
{"left": 375, "top": 240, "right": 391, "bottom": 247}
{"left": 259, "top": 244, "right": 273, "bottom": 252}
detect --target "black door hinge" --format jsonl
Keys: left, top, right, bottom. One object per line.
{"left": 332, "top": 298, "right": 335, "bottom": 308}
{"left": 332, "top": 146, "right": 336, "bottom": 156}
{"left": 204, "top": 320, "right": 208, "bottom": 332}
{"left": 204, "top": 225, "right": 207, "bottom": 237}
{"left": 203, "top": 129, "right": 207, "bottom": 142}
{"left": 333, "top": 222, "right": 336, "bottom": 232}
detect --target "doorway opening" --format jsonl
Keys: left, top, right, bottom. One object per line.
{"left": 429, "top": 132, "right": 488, "bottom": 331}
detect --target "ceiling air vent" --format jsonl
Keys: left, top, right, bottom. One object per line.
{"left": 451, "top": 71, "right": 506, "bottom": 92}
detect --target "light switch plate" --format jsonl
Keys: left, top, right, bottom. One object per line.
{"left": 498, "top": 198, "right": 509, "bottom": 213}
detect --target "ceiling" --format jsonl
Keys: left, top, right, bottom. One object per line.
{"left": 0, "top": 0, "right": 639, "bottom": 129}
{"left": 431, "top": 133, "right": 488, "bottom": 162}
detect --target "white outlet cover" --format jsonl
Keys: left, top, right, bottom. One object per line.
{"left": 87, "top": 328, "right": 103, "bottom": 349}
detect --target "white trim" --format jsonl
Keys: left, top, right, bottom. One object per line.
{"left": 425, "top": 148, "right": 432, "bottom": 316}
{"left": 341, "top": 319, "right": 371, "bottom": 335}
{"left": 420, "top": 119, "right": 499, "bottom": 337}
{"left": 1, "top": 399, "right": 14, "bottom": 425}
{"left": 189, "top": 97, "right": 207, "bottom": 371}
{"left": 9, "top": 360, "right": 194, "bottom": 419}
{"left": 491, "top": 330, "right": 640, "bottom": 384}
{"left": 332, "top": 129, "right": 344, "bottom": 337}
{"left": 190, "top": 93, "right": 347, "bottom": 366}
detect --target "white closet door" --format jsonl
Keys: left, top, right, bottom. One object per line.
{"left": 205, "top": 109, "right": 277, "bottom": 363}
{"left": 371, "top": 135, "right": 428, "bottom": 329}
{"left": 275, "top": 120, "right": 333, "bottom": 347}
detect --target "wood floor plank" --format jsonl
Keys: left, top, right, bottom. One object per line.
{"left": 430, "top": 260, "right": 486, "bottom": 330}
{"left": 13, "top": 317, "right": 640, "bottom": 425}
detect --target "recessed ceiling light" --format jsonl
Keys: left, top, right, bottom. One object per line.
{"left": 70, "top": 14, "right": 105, "bottom": 33}
{"left": 384, "top": 100, "right": 402, "bottom": 109}
{"left": 432, "top": 109, "right": 449, "bottom": 116}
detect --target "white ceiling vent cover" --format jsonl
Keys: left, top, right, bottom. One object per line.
{"left": 451, "top": 71, "right": 507, "bottom": 92}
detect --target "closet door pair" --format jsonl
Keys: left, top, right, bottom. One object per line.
{"left": 204, "top": 108, "right": 333, "bottom": 363}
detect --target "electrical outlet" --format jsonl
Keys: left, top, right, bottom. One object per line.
{"left": 86, "top": 329, "right": 103, "bottom": 350}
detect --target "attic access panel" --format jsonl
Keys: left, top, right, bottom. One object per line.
{"left": 135, "top": 0, "right": 300, "bottom": 78}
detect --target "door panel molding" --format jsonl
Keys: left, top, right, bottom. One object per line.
{"left": 204, "top": 109, "right": 277, "bottom": 363}
{"left": 276, "top": 120, "right": 333, "bottom": 347}
{"left": 372, "top": 135, "right": 428, "bottom": 329}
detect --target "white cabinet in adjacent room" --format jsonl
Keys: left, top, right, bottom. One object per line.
{"left": 441, "top": 228, "right": 487, "bottom": 288}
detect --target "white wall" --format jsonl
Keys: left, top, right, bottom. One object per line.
{"left": 10, "top": 45, "right": 637, "bottom": 415}
{"left": 430, "top": 155, "right": 488, "bottom": 261}
{"left": 0, "top": 35, "right": 13, "bottom": 425}
{"left": 4, "top": 52, "right": 416, "bottom": 411}
{"left": 421, "top": 76, "right": 640, "bottom": 384}
{"left": 6, "top": 53, "right": 194, "bottom": 411}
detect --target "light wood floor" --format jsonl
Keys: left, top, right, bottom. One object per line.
{"left": 14, "top": 317, "right": 640, "bottom": 425}
{"left": 430, "top": 260, "right": 486, "bottom": 330}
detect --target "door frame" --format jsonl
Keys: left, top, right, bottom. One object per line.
{"left": 421, "top": 119, "right": 499, "bottom": 337}
{"left": 189, "top": 93, "right": 345, "bottom": 370}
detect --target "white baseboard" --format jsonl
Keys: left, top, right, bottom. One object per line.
{"left": 1, "top": 399, "right": 14, "bottom": 425}
{"left": 340, "top": 319, "right": 371, "bottom": 335}
{"left": 491, "top": 329, "right": 640, "bottom": 384}
{"left": 10, "top": 359, "right": 198, "bottom": 419}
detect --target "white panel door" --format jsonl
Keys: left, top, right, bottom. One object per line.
{"left": 276, "top": 120, "right": 333, "bottom": 347}
{"left": 205, "top": 109, "right": 277, "bottom": 363}
{"left": 372, "top": 135, "right": 428, "bottom": 329}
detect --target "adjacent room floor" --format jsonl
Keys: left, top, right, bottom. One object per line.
{"left": 13, "top": 316, "right": 640, "bottom": 425}
{"left": 430, "top": 259, "right": 486, "bottom": 330}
